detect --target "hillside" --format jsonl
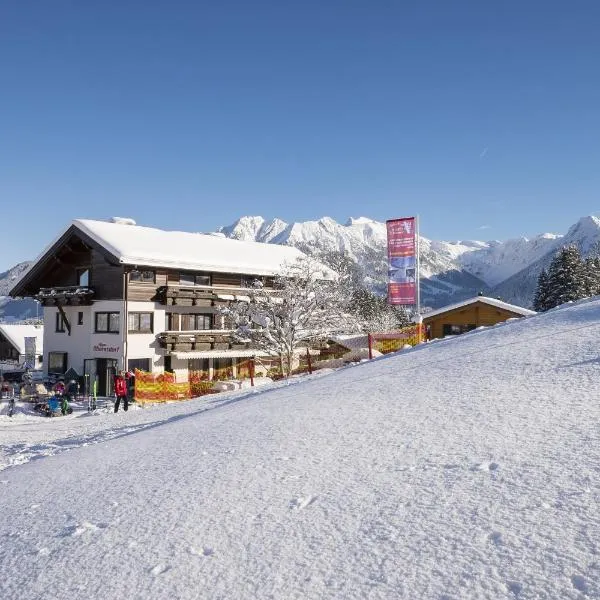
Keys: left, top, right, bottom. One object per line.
{"left": 2, "top": 298, "right": 600, "bottom": 599}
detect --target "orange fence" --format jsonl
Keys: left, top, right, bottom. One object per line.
{"left": 368, "top": 324, "right": 424, "bottom": 357}
{"left": 134, "top": 370, "right": 191, "bottom": 403}
{"left": 189, "top": 371, "right": 217, "bottom": 398}
{"left": 135, "top": 361, "right": 257, "bottom": 404}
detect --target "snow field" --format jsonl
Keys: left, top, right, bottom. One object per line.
{"left": 1, "top": 299, "right": 600, "bottom": 598}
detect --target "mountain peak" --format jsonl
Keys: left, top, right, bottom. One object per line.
{"left": 345, "top": 217, "right": 377, "bottom": 226}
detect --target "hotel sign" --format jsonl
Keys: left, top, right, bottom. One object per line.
{"left": 93, "top": 342, "right": 120, "bottom": 353}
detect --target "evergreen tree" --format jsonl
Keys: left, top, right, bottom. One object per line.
{"left": 582, "top": 241, "right": 600, "bottom": 298}
{"left": 349, "top": 288, "right": 410, "bottom": 332}
{"left": 545, "top": 245, "right": 586, "bottom": 309}
{"left": 314, "top": 249, "right": 411, "bottom": 332}
{"left": 582, "top": 255, "right": 600, "bottom": 297}
{"left": 532, "top": 268, "right": 550, "bottom": 312}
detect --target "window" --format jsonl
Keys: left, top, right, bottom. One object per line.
{"left": 181, "top": 313, "right": 212, "bottom": 330}
{"left": 164, "top": 356, "right": 173, "bottom": 373}
{"left": 128, "top": 312, "right": 153, "bottom": 333}
{"left": 77, "top": 268, "right": 90, "bottom": 287}
{"left": 77, "top": 312, "right": 84, "bottom": 325}
{"left": 95, "top": 312, "right": 120, "bottom": 333}
{"left": 127, "top": 358, "right": 151, "bottom": 373}
{"left": 48, "top": 351, "right": 67, "bottom": 374}
{"left": 241, "top": 275, "right": 261, "bottom": 288}
{"left": 442, "top": 324, "right": 476, "bottom": 336}
{"left": 129, "top": 270, "right": 155, "bottom": 283}
{"left": 55, "top": 312, "right": 67, "bottom": 332}
{"left": 214, "top": 357, "right": 233, "bottom": 380}
{"left": 180, "top": 273, "right": 211, "bottom": 287}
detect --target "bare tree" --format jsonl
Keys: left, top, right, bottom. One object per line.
{"left": 220, "top": 256, "right": 352, "bottom": 376}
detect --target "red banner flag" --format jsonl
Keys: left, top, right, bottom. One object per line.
{"left": 386, "top": 217, "right": 417, "bottom": 305}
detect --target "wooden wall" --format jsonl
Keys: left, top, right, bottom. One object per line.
{"left": 127, "top": 270, "right": 167, "bottom": 302}
{"left": 213, "top": 272, "right": 243, "bottom": 287}
{"left": 91, "top": 250, "right": 124, "bottom": 300}
{"left": 126, "top": 269, "right": 275, "bottom": 302}
{"left": 424, "top": 301, "right": 524, "bottom": 340}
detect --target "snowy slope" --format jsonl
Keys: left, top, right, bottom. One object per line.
{"left": 2, "top": 298, "right": 600, "bottom": 599}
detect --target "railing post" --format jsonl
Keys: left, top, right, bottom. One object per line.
{"left": 368, "top": 333, "right": 373, "bottom": 360}
{"left": 306, "top": 347, "right": 312, "bottom": 375}
{"left": 250, "top": 357, "right": 255, "bottom": 387}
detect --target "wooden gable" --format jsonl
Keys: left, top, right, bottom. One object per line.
{"left": 10, "top": 225, "right": 122, "bottom": 299}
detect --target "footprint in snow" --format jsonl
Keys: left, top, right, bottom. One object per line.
{"left": 189, "top": 546, "right": 214, "bottom": 557}
{"left": 289, "top": 495, "right": 318, "bottom": 510}
{"left": 507, "top": 581, "right": 523, "bottom": 596}
{"left": 470, "top": 461, "right": 499, "bottom": 472}
{"left": 488, "top": 531, "right": 503, "bottom": 545}
{"left": 58, "top": 521, "right": 108, "bottom": 538}
{"left": 571, "top": 574, "right": 588, "bottom": 593}
{"left": 150, "top": 564, "right": 170, "bottom": 575}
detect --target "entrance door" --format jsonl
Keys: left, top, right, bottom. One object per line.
{"left": 84, "top": 358, "right": 118, "bottom": 396}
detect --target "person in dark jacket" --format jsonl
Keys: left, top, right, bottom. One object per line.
{"left": 114, "top": 371, "right": 129, "bottom": 413}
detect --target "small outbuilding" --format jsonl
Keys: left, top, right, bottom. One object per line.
{"left": 0, "top": 322, "right": 44, "bottom": 368}
{"left": 422, "top": 296, "right": 535, "bottom": 341}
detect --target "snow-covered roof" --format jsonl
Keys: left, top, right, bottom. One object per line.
{"left": 422, "top": 296, "right": 536, "bottom": 320}
{"left": 328, "top": 333, "right": 370, "bottom": 351}
{"left": 0, "top": 323, "right": 43, "bottom": 355}
{"left": 73, "top": 219, "right": 316, "bottom": 277}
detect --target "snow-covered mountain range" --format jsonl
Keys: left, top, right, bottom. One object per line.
{"left": 2, "top": 215, "right": 600, "bottom": 320}
{"left": 219, "top": 214, "right": 600, "bottom": 309}
{"left": 0, "top": 262, "right": 38, "bottom": 321}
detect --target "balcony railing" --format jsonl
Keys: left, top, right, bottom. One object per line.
{"left": 157, "top": 329, "right": 251, "bottom": 353}
{"left": 36, "top": 286, "right": 95, "bottom": 306}
{"left": 155, "top": 285, "right": 270, "bottom": 306}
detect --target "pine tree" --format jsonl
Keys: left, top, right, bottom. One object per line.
{"left": 314, "top": 249, "right": 411, "bottom": 332}
{"left": 545, "top": 245, "right": 586, "bottom": 309}
{"left": 350, "top": 288, "right": 410, "bottom": 332}
{"left": 582, "top": 256, "right": 600, "bottom": 297}
{"left": 532, "top": 268, "right": 550, "bottom": 311}
{"left": 582, "top": 241, "right": 600, "bottom": 298}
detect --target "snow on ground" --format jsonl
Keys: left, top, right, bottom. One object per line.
{"left": 2, "top": 299, "right": 600, "bottom": 599}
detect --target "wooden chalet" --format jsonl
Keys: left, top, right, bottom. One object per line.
{"left": 422, "top": 295, "right": 536, "bottom": 341}
{"left": 10, "top": 218, "right": 312, "bottom": 395}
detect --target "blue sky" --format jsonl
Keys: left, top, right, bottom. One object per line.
{"left": 1, "top": 0, "right": 600, "bottom": 271}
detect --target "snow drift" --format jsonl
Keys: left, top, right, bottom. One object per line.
{"left": 1, "top": 298, "right": 600, "bottom": 599}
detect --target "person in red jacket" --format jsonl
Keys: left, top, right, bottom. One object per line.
{"left": 114, "top": 371, "right": 129, "bottom": 413}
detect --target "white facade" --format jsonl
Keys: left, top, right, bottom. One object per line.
{"left": 125, "top": 301, "right": 165, "bottom": 373}
{"left": 43, "top": 301, "right": 124, "bottom": 375}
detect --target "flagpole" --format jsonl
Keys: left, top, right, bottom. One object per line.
{"left": 416, "top": 214, "right": 421, "bottom": 320}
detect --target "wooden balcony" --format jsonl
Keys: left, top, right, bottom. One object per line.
{"left": 155, "top": 285, "right": 264, "bottom": 307}
{"left": 35, "top": 286, "right": 95, "bottom": 307}
{"left": 157, "top": 329, "right": 251, "bottom": 353}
